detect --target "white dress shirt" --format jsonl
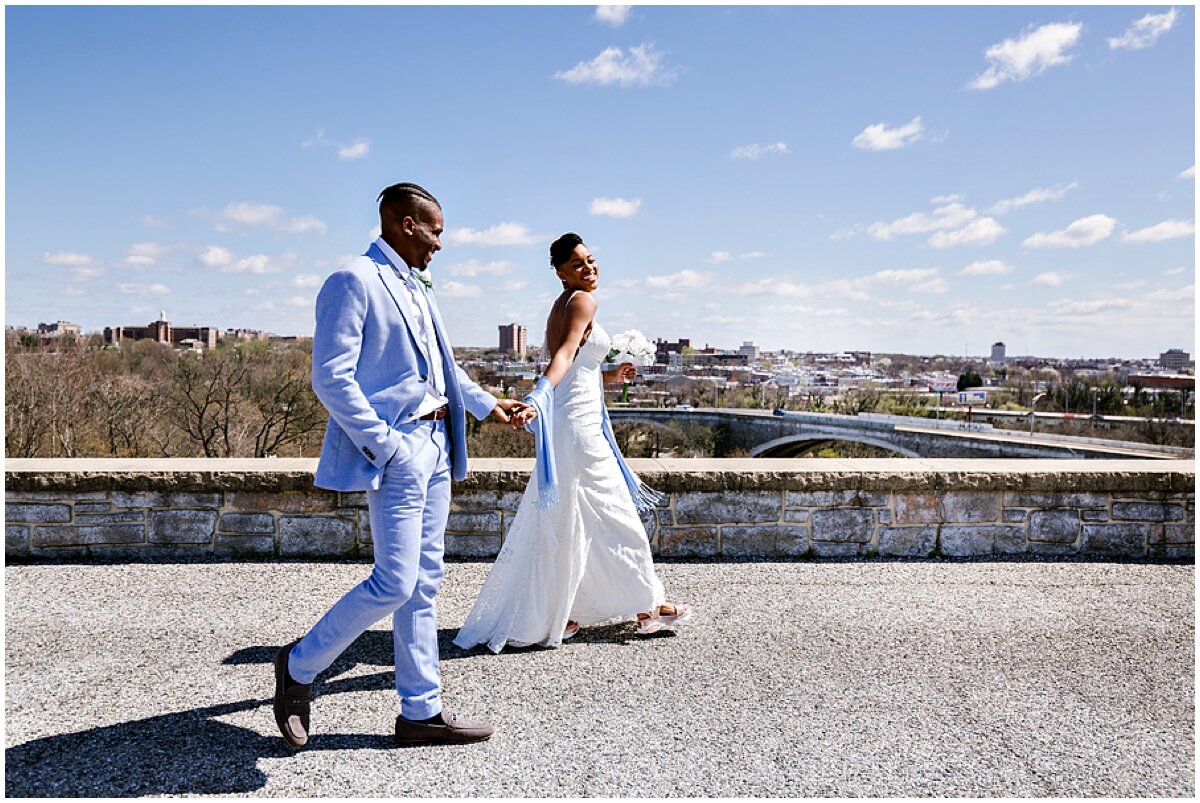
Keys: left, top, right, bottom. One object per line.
{"left": 375, "top": 237, "right": 449, "bottom": 422}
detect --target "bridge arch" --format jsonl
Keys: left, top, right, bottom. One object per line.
{"left": 750, "top": 433, "right": 921, "bottom": 459}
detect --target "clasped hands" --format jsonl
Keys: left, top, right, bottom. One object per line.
{"left": 491, "top": 398, "right": 538, "bottom": 429}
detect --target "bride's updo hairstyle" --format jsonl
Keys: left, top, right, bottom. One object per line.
{"left": 550, "top": 232, "right": 584, "bottom": 268}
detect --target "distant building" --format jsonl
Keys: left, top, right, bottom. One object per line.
{"left": 990, "top": 342, "right": 1006, "bottom": 363}
{"left": 226, "top": 328, "right": 267, "bottom": 341}
{"left": 739, "top": 341, "right": 760, "bottom": 361}
{"left": 37, "top": 320, "right": 82, "bottom": 336}
{"left": 105, "top": 310, "right": 218, "bottom": 350}
{"left": 498, "top": 323, "right": 527, "bottom": 357}
{"left": 845, "top": 350, "right": 872, "bottom": 366}
{"left": 656, "top": 338, "right": 691, "bottom": 364}
{"left": 1159, "top": 349, "right": 1192, "bottom": 371}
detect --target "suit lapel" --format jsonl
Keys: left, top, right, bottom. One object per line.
{"left": 368, "top": 244, "right": 431, "bottom": 366}
{"left": 425, "top": 291, "right": 454, "bottom": 365}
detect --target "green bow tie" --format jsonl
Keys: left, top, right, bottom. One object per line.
{"left": 409, "top": 267, "right": 433, "bottom": 291}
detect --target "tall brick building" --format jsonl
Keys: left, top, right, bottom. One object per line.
{"left": 498, "top": 323, "right": 527, "bottom": 357}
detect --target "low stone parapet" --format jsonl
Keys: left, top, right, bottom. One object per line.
{"left": 5, "top": 458, "right": 1194, "bottom": 561}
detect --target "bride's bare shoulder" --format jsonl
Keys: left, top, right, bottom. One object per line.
{"left": 565, "top": 290, "right": 597, "bottom": 315}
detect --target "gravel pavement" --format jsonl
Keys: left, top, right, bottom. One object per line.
{"left": 4, "top": 559, "right": 1194, "bottom": 797}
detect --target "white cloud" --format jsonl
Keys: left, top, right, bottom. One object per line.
{"left": 1114, "top": 280, "right": 1147, "bottom": 290}
{"left": 869, "top": 200, "right": 976, "bottom": 240}
{"left": 305, "top": 128, "right": 371, "bottom": 161}
{"left": 447, "top": 259, "right": 516, "bottom": 277}
{"left": 1048, "top": 298, "right": 1132, "bottom": 314}
{"left": 446, "top": 222, "right": 541, "bottom": 247}
{"left": 118, "top": 282, "right": 171, "bottom": 295}
{"left": 71, "top": 266, "right": 105, "bottom": 280}
{"left": 589, "top": 196, "right": 642, "bottom": 217}
{"left": 989, "top": 181, "right": 1078, "bottom": 214}
{"left": 554, "top": 43, "right": 677, "bottom": 87}
{"left": 707, "top": 250, "right": 766, "bottom": 263}
{"left": 221, "top": 202, "right": 281, "bottom": 226}
{"left": 1024, "top": 214, "right": 1117, "bottom": 248}
{"left": 438, "top": 280, "right": 483, "bottom": 298}
{"left": 287, "top": 296, "right": 313, "bottom": 307}
{"left": 337, "top": 139, "right": 370, "bottom": 160}
{"left": 120, "top": 242, "right": 166, "bottom": 268}
{"left": 1180, "top": 165, "right": 1196, "bottom": 180}
{"left": 1033, "top": 271, "right": 1070, "bottom": 287}
{"left": 730, "top": 141, "right": 789, "bottom": 159}
{"left": 216, "top": 202, "right": 327, "bottom": 235}
{"left": 284, "top": 215, "right": 328, "bottom": 235}
{"left": 644, "top": 269, "right": 714, "bottom": 290}
{"left": 302, "top": 129, "right": 333, "bottom": 149}
{"left": 293, "top": 274, "right": 323, "bottom": 288}
{"left": 1143, "top": 284, "right": 1194, "bottom": 302}
{"left": 130, "top": 242, "right": 166, "bottom": 258}
{"left": 830, "top": 224, "right": 864, "bottom": 240}
{"left": 1108, "top": 8, "right": 1179, "bottom": 50}
{"left": 928, "top": 217, "right": 1006, "bottom": 248}
{"left": 197, "top": 246, "right": 233, "bottom": 267}
{"left": 869, "top": 268, "right": 938, "bottom": 285}
{"left": 1165, "top": 266, "right": 1187, "bottom": 275}
{"left": 223, "top": 255, "right": 280, "bottom": 275}
{"left": 594, "top": 5, "right": 631, "bottom": 26}
{"left": 959, "top": 259, "right": 1012, "bottom": 276}
{"left": 40, "top": 251, "right": 93, "bottom": 266}
{"left": 1122, "top": 219, "right": 1195, "bottom": 243}
{"left": 142, "top": 215, "right": 166, "bottom": 228}
{"left": 910, "top": 278, "right": 950, "bottom": 294}
{"left": 968, "top": 22, "right": 1083, "bottom": 90}
{"left": 700, "top": 314, "right": 745, "bottom": 325}
{"left": 851, "top": 116, "right": 924, "bottom": 151}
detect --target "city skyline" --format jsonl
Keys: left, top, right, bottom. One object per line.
{"left": 5, "top": 5, "right": 1195, "bottom": 358}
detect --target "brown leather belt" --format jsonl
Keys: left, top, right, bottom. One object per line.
{"left": 418, "top": 405, "right": 449, "bottom": 421}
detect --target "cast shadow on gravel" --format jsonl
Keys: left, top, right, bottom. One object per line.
{"left": 7, "top": 624, "right": 670, "bottom": 796}
{"left": 3, "top": 666, "right": 412, "bottom": 797}
{"left": 226, "top": 621, "right": 670, "bottom": 668}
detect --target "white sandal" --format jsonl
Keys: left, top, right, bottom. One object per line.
{"left": 656, "top": 603, "right": 693, "bottom": 628}
{"left": 637, "top": 603, "right": 692, "bottom": 634}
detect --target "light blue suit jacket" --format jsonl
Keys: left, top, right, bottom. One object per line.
{"left": 311, "top": 241, "right": 497, "bottom": 492}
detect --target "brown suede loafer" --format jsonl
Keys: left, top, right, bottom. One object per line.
{"left": 394, "top": 710, "right": 494, "bottom": 745}
{"left": 273, "top": 643, "right": 311, "bottom": 749}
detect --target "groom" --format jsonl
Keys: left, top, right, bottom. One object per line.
{"left": 274, "top": 182, "right": 528, "bottom": 748}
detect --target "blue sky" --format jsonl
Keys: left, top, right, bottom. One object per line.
{"left": 5, "top": 4, "right": 1195, "bottom": 358}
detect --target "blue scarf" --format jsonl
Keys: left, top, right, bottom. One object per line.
{"left": 523, "top": 374, "right": 665, "bottom": 514}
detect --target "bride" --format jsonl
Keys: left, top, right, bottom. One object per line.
{"left": 453, "top": 232, "right": 692, "bottom": 652}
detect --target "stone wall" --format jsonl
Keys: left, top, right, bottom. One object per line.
{"left": 5, "top": 458, "right": 1194, "bottom": 561}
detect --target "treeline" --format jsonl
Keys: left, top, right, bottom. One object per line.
{"left": 6, "top": 337, "right": 328, "bottom": 458}
{"left": 5, "top": 335, "right": 540, "bottom": 459}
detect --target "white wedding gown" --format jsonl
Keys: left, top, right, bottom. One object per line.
{"left": 453, "top": 319, "right": 665, "bottom": 652}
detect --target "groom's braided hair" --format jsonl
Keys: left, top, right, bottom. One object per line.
{"left": 377, "top": 182, "right": 440, "bottom": 223}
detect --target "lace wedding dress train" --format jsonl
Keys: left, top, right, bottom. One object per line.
{"left": 453, "top": 320, "right": 665, "bottom": 652}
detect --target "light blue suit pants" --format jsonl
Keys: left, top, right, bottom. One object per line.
{"left": 289, "top": 418, "right": 451, "bottom": 720}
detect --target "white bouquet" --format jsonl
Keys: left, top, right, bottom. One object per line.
{"left": 606, "top": 329, "right": 657, "bottom": 367}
